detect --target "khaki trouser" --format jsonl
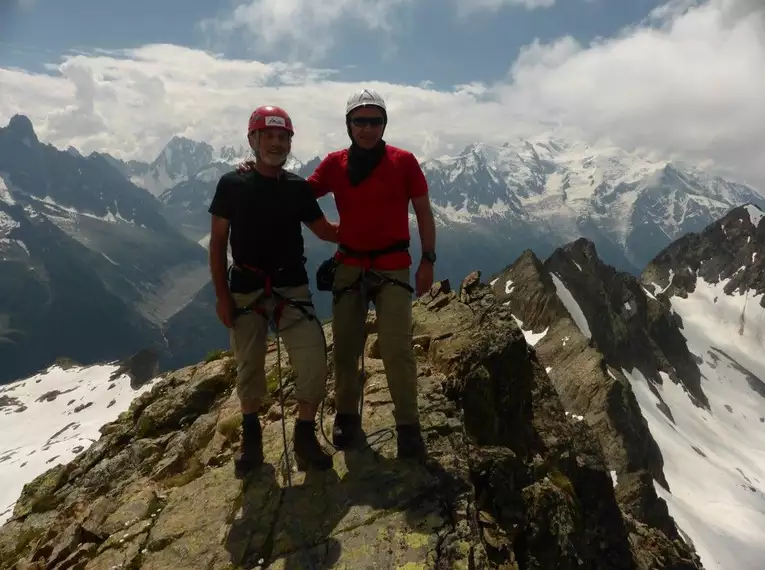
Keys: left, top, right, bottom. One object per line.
{"left": 230, "top": 284, "right": 327, "bottom": 406}
{"left": 332, "top": 263, "right": 419, "bottom": 426}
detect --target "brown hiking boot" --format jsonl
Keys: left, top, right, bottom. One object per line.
{"left": 332, "top": 413, "right": 362, "bottom": 450}
{"left": 396, "top": 423, "right": 426, "bottom": 461}
{"left": 294, "top": 420, "right": 333, "bottom": 471}
{"left": 234, "top": 413, "right": 264, "bottom": 478}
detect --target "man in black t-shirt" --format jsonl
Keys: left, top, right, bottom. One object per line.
{"left": 208, "top": 105, "right": 339, "bottom": 476}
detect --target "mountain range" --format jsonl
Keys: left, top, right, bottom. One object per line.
{"left": 1, "top": 113, "right": 764, "bottom": 386}
{"left": 1, "top": 202, "right": 763, "bottom": 569}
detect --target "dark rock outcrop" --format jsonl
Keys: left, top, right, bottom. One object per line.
{"left": 0, "top": 273, "right": 701, "bottom": 569}
{"left": 489, "top": 242, "right": 704, "bottom": 544}
{"left": 545, "top": 238, "right": 707, "bottom": 409}
{"left": 110, "top": 348, "right": 161, "bottom": 389}
{"left": 642, "top": 203, "right": 765, "bottom": 304}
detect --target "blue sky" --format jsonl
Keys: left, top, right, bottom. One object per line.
{"left": 1, "top": 0, "right": 665, "bottom": 88}
{"left": 0, "top": 0, "right": 763, "bottom": 189}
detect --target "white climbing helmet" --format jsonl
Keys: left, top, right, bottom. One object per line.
{"left": 345, "top": 88, "right": 387, "bottom": 116}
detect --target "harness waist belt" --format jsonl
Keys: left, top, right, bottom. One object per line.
{"left": 337, "top": 239, "right": 409, "bottom": 259}
{"left": 229, "top": 259, "right": 307, "bottom": 294}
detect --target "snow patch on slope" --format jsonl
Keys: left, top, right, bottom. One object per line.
{"left": 0, "top": 364, "right": 160, "bottom": 524}
{"left": 550, "top": 272, "right": 592, "bottom": 338}
{"left": 32, "top": 195, "right": 139, "bottom": 227}
{"left": 620, "top": 275, "right": 765, "bottom": 570}
{"left": 744, "top": 204, "right": 764, "bottom": 228}
{"left": 0, "top": 211, "right": 18, "bottom": 234}
{"left": 674, "top": 276, "right": 765, "bottom": 381}
{"left": 510, "top": 314, "right": 548, "bottom": 347}
{"left": 0, "top": 175, "right": 15, "bottom": 206}
{"left": 432, "top": 198, "right": 515, "bottom": 224}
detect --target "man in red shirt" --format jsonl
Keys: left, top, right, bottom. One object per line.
{"left": 309, "top": 89, "right": 437, "bottom": 460}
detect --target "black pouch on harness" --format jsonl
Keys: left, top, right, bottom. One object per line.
{"left": 229, "top": 266, "right": 266, "bottom": 294}
{"left": 315, "top": 257, "right": 337, "bottom": 292}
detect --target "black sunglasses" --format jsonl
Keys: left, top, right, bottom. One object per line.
{"left": 350, "top": 117, "right": 384, "bottom": 127}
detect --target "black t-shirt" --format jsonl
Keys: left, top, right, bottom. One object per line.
{"left": 208, "top": 169, "right": 324, "bottom": 287}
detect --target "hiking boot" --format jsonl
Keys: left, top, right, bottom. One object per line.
{"left": 234, "top": 413, "right": 264, "bottom": 477}
{"left": 293, "top": 420, "right": 333, "bottom": 471}
{"left": 332, "top": 413, "right": 362, "bottom": 449}
{"left": 396, "top": 423, "right": 426, "bottom": 461}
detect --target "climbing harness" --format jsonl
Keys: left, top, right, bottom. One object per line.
{"left": 230, "top": 264, "right": 316, "bottom": 332}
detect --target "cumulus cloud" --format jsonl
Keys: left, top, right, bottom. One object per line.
{"left": 0, "top": 0, "right": 763, "bottom": 190}
{"left": 456, "top": 0, "right": 556, "bottom": 16}
{"left": 200, "top": 0, "right": 414, "bottom": 62}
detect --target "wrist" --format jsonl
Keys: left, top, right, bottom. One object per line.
{"left": 215, "top": 286, "right": 231, "bottom": 300}
{"left": 421, "top": 250, "right": 436, "bottom": 264}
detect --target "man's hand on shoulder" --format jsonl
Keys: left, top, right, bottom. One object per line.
{"left": 236, "top": 160, "right": 256, "bottom": 174}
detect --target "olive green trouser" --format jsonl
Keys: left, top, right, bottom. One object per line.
{"left": 229, "top": 284, "right": 327, "bottom": 407}
{"left": 332, "top": 263, "right": 419, "bottom": 426}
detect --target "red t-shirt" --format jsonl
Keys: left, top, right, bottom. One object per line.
{"left": 307, "top": 145, "right": 429, "bottom": 270}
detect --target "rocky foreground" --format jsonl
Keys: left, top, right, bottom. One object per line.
{"left": 0, "top": 273, "right": 701, "bottom": 569}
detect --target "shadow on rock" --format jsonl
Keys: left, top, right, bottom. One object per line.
{"left": 226, "top": 421, "right": 455, "bottom": 568}
{"left": 225, "top": 463, "right": 280, "bottom": 567}
{"left": 224, "top": 455, "right": 346, "bottom": 569}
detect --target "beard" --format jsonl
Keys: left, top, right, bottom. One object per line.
{"left": 258, "top": 149, "right": 289, "bottom": 167}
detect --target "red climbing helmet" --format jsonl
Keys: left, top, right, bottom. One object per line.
{"left": 248, "top": 105, "right": 294, "bottom": 135}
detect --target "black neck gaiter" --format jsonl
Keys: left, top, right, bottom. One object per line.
{"left": 346, "top": 140, "right": 386, "bottom": 187}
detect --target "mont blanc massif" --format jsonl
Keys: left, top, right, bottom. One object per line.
{"left": 1, "top": 113, "right": 764, "bottom": 570}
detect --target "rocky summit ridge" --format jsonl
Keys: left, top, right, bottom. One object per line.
{"left": 0, "top": 270, "right": 703, "bottom": 569}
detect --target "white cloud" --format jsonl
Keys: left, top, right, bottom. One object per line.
{"left": 0, "top": 0, "right": 764, "bottom": 190}
{"left": 200, "top": 0, "right": 414, "bottom": 62}
{"left": 456, "top": 0, "right": 556, "bottom": 15}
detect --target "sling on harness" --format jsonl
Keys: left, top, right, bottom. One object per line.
{"left": 332, "top": 239, "right": 415, "bottom": 301}
{"left": 229, "top": 262, "right": 317, "bottom": 329}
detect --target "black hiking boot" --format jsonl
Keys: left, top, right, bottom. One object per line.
{"left": 332, "top": 413, "right": 362, "bottom": 449}
{"left": 234, "top": 413, "right": 264, "bottom": 478}
{"left": 396, "top": 423, "right": 427, "bottom": 461}
{"left": 293, "top": 420, "right": 333, "bottom": 471}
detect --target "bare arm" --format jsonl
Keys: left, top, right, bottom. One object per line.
{"left": 306, "top": 155, "right": 334, "bottom": 199}
{"left": 209, "top": 215, "right": 231, "bottom": 299}
{"left": 305, "top": 216, "right": 339, "bottom": 243}
{"left": 412, "top": 194, "right": 436, "bottom": 254}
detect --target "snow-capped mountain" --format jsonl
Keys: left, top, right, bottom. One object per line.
{"left": 105, "top": 135, "right": 305, "bottom": 198}
{"left": 6, "top": 115, "right": 764, "bottom": 393}
{"left": 158, "top": 155, "right": 308, "bottom": 241}
{"left": 147, "top": 132, "right": 765, "bottom": 280}
{"left": 129, "top": 132, "right": 765, "bottom": 374}
{"left": 0, "top": 353, "right": 161, "bottom": 524}
{"left": 0, "top": 115, "right": 216, "bottom": 384}
{"left": 488, "top": 204, "right": 765, "bottom": 570}
{"left": 423, "top": 136, "right": 765, "bottom": 273}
